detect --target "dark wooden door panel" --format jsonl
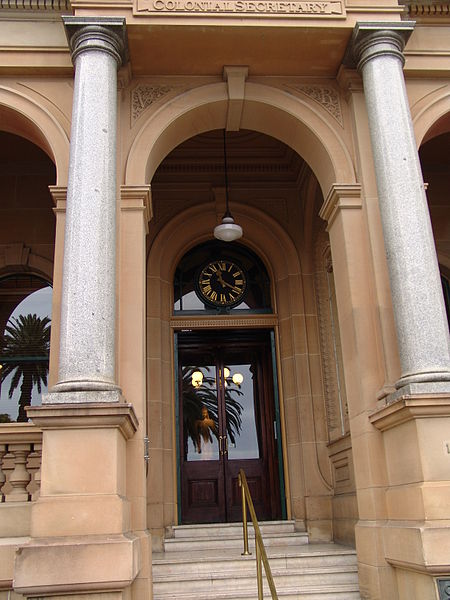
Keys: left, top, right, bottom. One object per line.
{"left": 179, "top": 331, "right": 281, "bottom": 524}
{"left": 182, "top": 458, "right": 225, "bottom": 523}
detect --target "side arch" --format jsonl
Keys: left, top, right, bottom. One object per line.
{"left": 0, "top": 243, "right": 53, "bottom": 282}
{"left": 0, "top": 85, "right": 70, "bottom": 184}
{"left": 411, "top": 84, "right": 450, "bottom": 146}
{"left": 125, "top": 81, "right": 356, "bottom": 198}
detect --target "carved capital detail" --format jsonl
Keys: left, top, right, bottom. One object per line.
{"left": 284, "top": 84, "right": 343, "bottom": 125}
{"left": 62, "top": 17, "right": 128, "bottom": 67}
{"left": 131, "top": 84, "right": 174, "bottom": 122}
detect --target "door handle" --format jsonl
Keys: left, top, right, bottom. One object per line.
{"left": 219, "top": 435, "right": 228, "bottom": 456}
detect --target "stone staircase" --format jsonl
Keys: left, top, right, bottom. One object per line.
{"left": 152, "top": 521, "right": 361, "bottom": 600}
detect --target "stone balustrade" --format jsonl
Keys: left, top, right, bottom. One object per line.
{"left": 0, "top": 424, "right": 42, "bottom": 502}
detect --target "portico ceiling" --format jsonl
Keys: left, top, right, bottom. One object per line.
{"left": 152, "top": 129, "right": 309, "bottom": 188}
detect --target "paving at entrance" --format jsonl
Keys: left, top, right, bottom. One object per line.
{"left": 152, "top": 521, "right": 361, "bottom": 599}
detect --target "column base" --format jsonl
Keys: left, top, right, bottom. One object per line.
{"left": 14, "top": 533, "right": 140, "bottom": 597}
{"left": 43, "top": 388, "right": 124, "bottom": 404}
{"left": 388, "top": 382, "right": 450, "bottom": 404}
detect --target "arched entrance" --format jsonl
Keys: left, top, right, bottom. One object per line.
{"left": 0, "top": 130, "right": 56, "bottom": 422}
{"left": 144, "top": 124, "right": 345, "bottom": 539}
{"left": 418, "top": 111, "right": 450, "bottom": 321}
{"left": 130, "top": 75, "right": 357, "bottom": 542}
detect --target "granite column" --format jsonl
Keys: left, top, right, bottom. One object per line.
{"left": 16, "top": 19, "right": 141, "bottom": 599}
{"left": 48, "top": 17, "right": 127, "bottom": 400}
{"left": 350, "top": 22, "right": 450, "bottom": 393}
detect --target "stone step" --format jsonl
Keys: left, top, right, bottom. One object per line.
{"left": 153, "top": 546, "right": 358, "bottom": 578}
{"left": 153, "top": 524, "right": 361, "bottom": 600}
{"left": 163, "top": 531, "right": 309, "bottom": 552}
{"left": 154, "top": 565, "right": 358, "bottom": 593}
{"left": 170, "top": 520, "right": 297, "bottom": 539}
{"left": 153, "top": 582, "right": 361, "bottom": 600}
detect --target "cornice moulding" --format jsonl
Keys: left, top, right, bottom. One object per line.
{"left": 27, "top": 403, "right": 139, "bottom": 439}
{"left": 370, "top": 394, "right": 450, "bottom": 431}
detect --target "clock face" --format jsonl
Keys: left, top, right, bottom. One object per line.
{"left": 197, "top": 260, "right": 247, "bottom": 307}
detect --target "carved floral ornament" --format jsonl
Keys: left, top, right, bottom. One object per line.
{"left": 131, "top": 85, "right": 175, "bottom": 122}
{"left": 283, "top": 85, "right": 343, "bottom": 126}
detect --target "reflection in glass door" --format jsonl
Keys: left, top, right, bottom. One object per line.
{"left": 178, "top": 331, "right": 281, "bottom": 524}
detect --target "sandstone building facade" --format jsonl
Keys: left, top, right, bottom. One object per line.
{"left": 0, "top": 0, "right": 449, "bottom": 598}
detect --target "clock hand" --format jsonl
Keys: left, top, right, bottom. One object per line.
{"left": 221, "top": 280, "right": 241, "bottom": 293}
{"left": 216, "top": 271, "right": 226, "bottom": 287}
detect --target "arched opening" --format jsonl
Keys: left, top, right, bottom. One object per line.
{"left": 419, "top": 117, "right": 450, "bottom": 323}
{"left": 0, "top": 131, "right": 56, "bottom": 422}
{"left": 146, "top": 127, "right": 347, "bottom": 540}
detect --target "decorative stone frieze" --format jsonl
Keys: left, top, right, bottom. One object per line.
{"left": 314, "top": 233, "right": 348, "bottom": 440}
{"left": 131, "top": 84, "right": 173, "bottom": 122}
{"left": 170, "top": 315, "right": 278, "bottom": 329}
{"left": 403, "top": 1, "right": 450, "bottom": 18}
{"left": 0, "top": 0, "right": 69, "bottom": 9}
{"left": 284, "top": 84, "right": 343, "bottom": 125}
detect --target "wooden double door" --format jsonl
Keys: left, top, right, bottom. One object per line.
{"left": 178, "top": 330, "right": 282, "bottom": 524}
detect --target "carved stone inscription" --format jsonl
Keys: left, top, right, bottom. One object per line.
{"left": 136, "top": 0, "right": 343, "bottom": 16}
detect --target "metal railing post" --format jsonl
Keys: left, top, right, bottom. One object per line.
{"left": 238, "top": 468, "right": 279, "bottom": 600}
{"left": 239, "top": 472, "right": 251, "bottom": 556}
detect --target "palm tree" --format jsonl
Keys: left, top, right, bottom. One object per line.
{"left": 182, "top": 365, "right": 243, "bottom": 456}
{"left": 0, "top": 314, "right": 50, "bottom": 422}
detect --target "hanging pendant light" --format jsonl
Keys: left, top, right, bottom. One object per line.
{"left": 214, "top": 129, "right": 243, "bottom": 242}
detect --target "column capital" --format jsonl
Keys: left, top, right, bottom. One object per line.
{"left": 344, "top": 21, "right": 415, "bottom": 72}
{"left": 62, "top": 16, "right": 128, "bottom": 67}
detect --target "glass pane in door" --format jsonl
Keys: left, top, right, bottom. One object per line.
{"left": 181, "top": 364, "right": 219, "bottom": 461}
{"left": 224, "top": 362, "right": 260, "bottom": 460}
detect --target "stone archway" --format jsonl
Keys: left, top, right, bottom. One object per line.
{"left": 122, "top": 82, "right": 357, "bottom": 543}
{"left": 125, "top": 80, "right": 356, "bottom": 197}
{"left": 417, "top": 106, "right": 450, "bottom": 313}
{"left": 0, "top": 87, "right": 70, "bottom": 184}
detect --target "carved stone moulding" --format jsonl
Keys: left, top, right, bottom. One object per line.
{"left": 403, "top": 1, "right": 450, "bottom": 19}
{"left": 170, "top": 314, "right": 278, "bottom": 329}
{"left": 0, "top": 0, "right": 70, "bottom": 9}
{"left": 284, "top": 84, "right": 343, "bottom": 126}
{"left": 131, "top": 84, "right": 174, "bottom": 123}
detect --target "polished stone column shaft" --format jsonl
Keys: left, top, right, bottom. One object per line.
{"left": 52, "top": 18, "right": 127, "bottom": 395}
{"left": 351, "top": 23, "right": 450, "bottom": 391}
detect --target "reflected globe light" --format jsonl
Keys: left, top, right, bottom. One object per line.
{"left": 223, "top": 367, "right": 230, "bottom": 379}
{"left": 232, "top": 372, "right": 244, "bottom": 386}
{"left": 191, "top": 370, "right": 203, "bottom": 388}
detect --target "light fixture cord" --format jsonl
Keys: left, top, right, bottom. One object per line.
{"left": 223, "top": 129, "right": 231, "bottom": 218}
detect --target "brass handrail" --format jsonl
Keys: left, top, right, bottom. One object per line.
{"left": 238, "top": 469, "right": 279, "bottom": 600}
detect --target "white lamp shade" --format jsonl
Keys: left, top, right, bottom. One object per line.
{"left": 214, "top": 216, "right": 243, "bottom": 242}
